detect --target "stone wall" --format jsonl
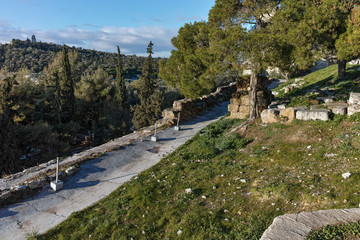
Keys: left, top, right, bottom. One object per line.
{"left": 161, "top": 82, "right": 237, "bottom": 124}
{"left": 228, "top": 76, "right": 273, "bottom": 119}
{"left": 260, "top": 92, "right": 360, "bottom": 124}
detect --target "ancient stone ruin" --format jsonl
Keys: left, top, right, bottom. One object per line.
{"left": 162, "top": 82, "right": 237, "bottom": 124}
{"left": 260, "top": 92, "right": 360, "bottom": 124}
{"left": 229, "top": 76, "right": 273, "bottom": 119}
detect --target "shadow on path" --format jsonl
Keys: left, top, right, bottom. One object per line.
{"left": 0, "top": 204, "right": 19, "bottom": 218}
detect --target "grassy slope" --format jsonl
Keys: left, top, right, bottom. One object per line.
{"left": 273, "top": 64, "right": 360, "bottom": 104}
{"left": 36, "top": 65, "right": 360, "bottom": 240}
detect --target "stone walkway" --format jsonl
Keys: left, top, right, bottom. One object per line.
{"left": 0, "top": 102, "right": 229, "bottom": 240}
{"left": 261, "top": 208, "right": 360, "bottom": 239}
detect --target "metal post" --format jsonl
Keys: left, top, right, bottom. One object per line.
{"left": 174, "top": 112, "right": 181, "bottom": 131}
{"left": 56, "top": 157, "right": 59, "bottom": 183}
{"left": 155, "top": 121, "right": 158, "bottom": 137}
{"left": 177, "top": 112, "right": 180, "bottom": 127}
{"left": 151, "top": 120, "right": 158, "bottom": 142}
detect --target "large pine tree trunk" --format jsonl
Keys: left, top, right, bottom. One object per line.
{"left": 338, "top": 60, "right": 347, "bottom": 79}
{"left": 249, "top": 72, "right": 259, "bottom": 120}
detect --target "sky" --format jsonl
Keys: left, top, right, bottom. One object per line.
{"left": 0, "top": 0, "right": 216, "bottom": 57}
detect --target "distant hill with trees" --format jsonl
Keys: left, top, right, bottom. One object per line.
{"left": 0, "top": 38, "right": 161, "bottom": 79}
{"left": 0, "top": 40, "right": 182, "bottom": 176}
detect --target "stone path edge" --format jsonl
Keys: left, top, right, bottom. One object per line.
{"left": 0, "top": 122, "right": 163, "bottom": 207}
{"left": 260, "top": 208, "right": 360, "bottom": 240}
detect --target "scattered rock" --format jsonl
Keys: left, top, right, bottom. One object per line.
{"left": 348, "top": 105, "right": 360, "bottom": 116}
{"left": 27, "top": 179, "right": 45, "bottom": 189}
{"left": 11, "top": 185, "right": 27, "bottom": 191}
{"left": 65, "top": 166, "right": 79, "bottom": 176}
{"left": 332, "top": 106, "right": 347, "bottom": 115}
{"left": 177, "top": 230, "right": 183, "bottom": 235}
{"left": 342, "top": 172, "right": 351, "bottom": 179}
{"left": 348, "top": 92, "right": 360, "bottom": 105}
{"left": 324, "top": 153, "right": 337, "bottom": 158}
{"left": 185, "top": 188, "right": 192, "bottom": 194}
{"left": 240, "top": 179, "right": 247, "bottom": 183}
{"left": 284, "top": 87, "right": 290, "bottom": 94}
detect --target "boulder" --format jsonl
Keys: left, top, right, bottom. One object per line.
{"left": 261, "top": 109, "right": 280, "bottom": 124}
{"left": 284, "top": 87, "right": 290, "bottom": 94}
{"left": 296, "top": 110, "right": 330, "bottom": 121}
{"left": 162, "top": 108, "right": 177, "bottom": 120}
{"left": 65, "top": 166, "right": 79, "bottom": 176}
{"left": 27, "top": 179, "right": 46, "bottom": 189}
{"left": 280, "top": 107, "right": 296, "bottom": 123}
{"left": 348, "top": 105, "right": 360, "bottom": 116}
{"left": 348, "top": 92, "right": 360, "bottom": 105}
{"left": 332, "top": 106, "right": 347, "bottom": 115}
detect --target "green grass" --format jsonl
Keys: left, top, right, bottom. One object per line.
{"left": 273, "top": 64, "right": 360, "bottom": 101}
{"left": 35, "top": 116, "right": 360, "bottom": 240}
{"left": 34, "top": 65, "right": 360, "bottom": 239}
{"left": 308, "top": 221, "right": 360, "bottom": 240}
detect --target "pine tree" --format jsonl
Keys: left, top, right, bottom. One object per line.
{"left": 0, "top": 76, "right": 20, "bottom": 175}
{"left": 336, "top": 6, "right": 360, "bottom": 63}
{"left": 159, "top": 22, "right": 215, "bottom": 99}
{"left": 209, "top": 0, "right": 279, "bottom": 120}
{"left": 132, "top": 41, "right": 162, "bottom": 129}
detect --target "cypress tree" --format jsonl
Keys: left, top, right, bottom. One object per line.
{"left": 138, "top": 41, "right": 155, "bottom": 100}
{"left": 132, "top": 41, "right": 162, "bottom": 129}
{"left": 115, "top": 46, "right": 127, "bottom": 109}
{"left": 59, "top": 45, "right": 75, "bottom": 123}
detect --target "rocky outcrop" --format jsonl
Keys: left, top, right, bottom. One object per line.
{"left": 229, "top": 76, "right": 273, "bottom": 119}
{"left": 261, "top": 208, "right": 360, "bottom": 240}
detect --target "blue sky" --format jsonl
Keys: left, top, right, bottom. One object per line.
{"left": 0, "top": 0, "right": 215, "bottom": 57}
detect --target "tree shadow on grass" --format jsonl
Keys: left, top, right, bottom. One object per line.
{"left": 283, "top": 65, "right": 360, "bottom": 99}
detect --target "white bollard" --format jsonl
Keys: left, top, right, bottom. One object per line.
{"left": 50, "top": 157, "right": 63, "bottom": 191}
{"left": 151, "top": 121, "right": 158, "bottom": 142}
{"left": 174, "top": 112, "right": 181, "bottom": 131}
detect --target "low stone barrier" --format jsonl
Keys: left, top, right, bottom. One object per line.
{"left": 260, "top": 93, "right": 360, "bottom": 124}
{"left": 161, "top": 82, "right": 237, "bottom": 123}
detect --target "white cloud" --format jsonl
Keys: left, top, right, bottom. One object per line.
{"left": 0, "top": 23, "right": 177, "bottom": 57}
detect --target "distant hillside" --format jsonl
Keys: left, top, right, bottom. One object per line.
{"left": 0, "top": 38, "right": 163, "bottom": 78}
